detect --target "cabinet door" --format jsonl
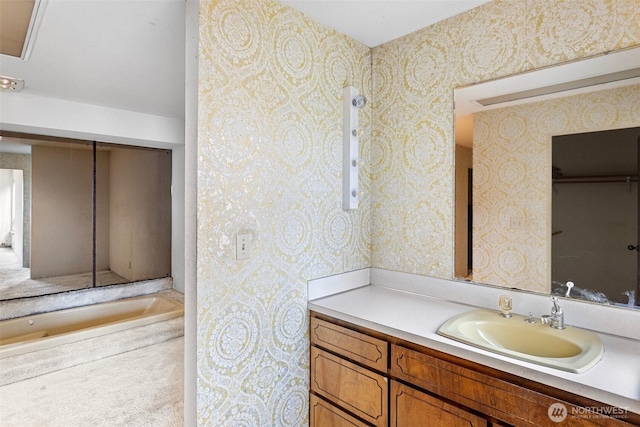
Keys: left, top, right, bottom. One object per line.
{"left": 310, "top": 394, "right": 370, "bottom": 427}
{"left": 311, "top": 346, "right": 388, "bottom": 427}
{"left": 310, "top": 316, "right": 388, "bottom": 372}
{"left": 391, "top": 381, "right": 487, "bottom": 427}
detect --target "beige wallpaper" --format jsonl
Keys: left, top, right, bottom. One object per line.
{"left": 197, "top": 0, "right": 370, "bottom": 424}
{"left": 197, "top": 0, "right": 640, "bottom": 424}
{"left": 370, "top": 0, "right": 640, "bottom": 279}
{"left": 474, "top": 84, "right": 640, "bottom": 292}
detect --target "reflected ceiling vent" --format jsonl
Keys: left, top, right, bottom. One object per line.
{"left": 0, "top": 0, "right": 47, "bottom": 60}
{"left": 476, "top": 68, "right": 640, "bottom": 106}
{"left": 0, "top": 75, "right": 25, "bottom": 92}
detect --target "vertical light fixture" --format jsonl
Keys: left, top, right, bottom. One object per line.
{"left": 343, "top": 86, "right": 366, "bottom": 210}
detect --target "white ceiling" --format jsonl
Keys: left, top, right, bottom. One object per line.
{"left": 0, "top": 0, "right": 186, "bottom": 120}
{"left": 283, "top": 0, "right": 491, "bottom": 47}
{"left": 0, "top": 0, "right": 489, "bottom": 126}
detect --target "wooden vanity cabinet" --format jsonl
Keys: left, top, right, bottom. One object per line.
{"left": 390, "top": 380, "right": 487, "bottom": 427}
{"left": 310, "top": 317, "right": 389, "bottom": 427}
{"left": 310, "top": 393, "right": 371, "bottom": 427}
{"left": 389, "top": 343, "right": 640, "bottom": 426}
{"left": 310, "top": 311, "right": 639, "bottom": 427}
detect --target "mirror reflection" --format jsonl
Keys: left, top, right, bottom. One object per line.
{"left": 551, "top": 127, "right": 638, "bottom": 306}
{"left": 0, "top": 134, "right": 172, "bottom": 301}
{"left": 454, "top": 48, "right": 640, "bottom": 308}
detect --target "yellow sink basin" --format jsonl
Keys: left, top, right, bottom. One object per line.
{"left": 437, "top": 309, "right": 604, "bottom": 373}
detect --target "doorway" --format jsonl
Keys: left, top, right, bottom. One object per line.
{"left": 0, "top": 169, "right": 24, "bottom": 269}
{"left": 552, "top": 127, "right": 639, "bottom": 306}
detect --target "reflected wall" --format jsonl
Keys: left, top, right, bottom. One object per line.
{"left": 31, "top": 145, "right": 106, "bottom": 280}
{"left": 0, "top": 137, "right": 172, "bottom": 300}
{"left": 473, "top": 84, "right": 640, "bottom": 293}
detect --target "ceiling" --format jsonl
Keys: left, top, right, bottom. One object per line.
{"left": 0, "top": 0, "right": 489, "bottom": 130}
{"left": 0, "top": 0, "right": 186, "bottom": 120}
{"left": 283, "top": 1, "right": 490, "bottom": 47}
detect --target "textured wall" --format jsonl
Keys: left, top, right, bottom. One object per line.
{"left": 474, "top": 84, "right": 640, "bottom": 292}
{"left": 109, "top": 148, "right": 172, "bottom": 281}
{"left": 371, "top": 0, "right": 640, "bottom": 281}
{"left": 31, "top": 146, "right": 109, "bottom": 278}
{"left": 196, "top": 0, "right": 370, "bottom": 425}
{"left": 196, "top": 0, "right": 640, "bottom": 424}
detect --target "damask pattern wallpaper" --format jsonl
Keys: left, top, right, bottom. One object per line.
{"left": 370, "top": 0, "right": 639, "bottom": 279}
{"left": 197, "top": 1, "right": 370, "bottom": 425}
{"left": 197, "top": 0, "right": 639, "bottom": 425}
{"left": 474, "top": 84, "right": 640, "bottom": 292}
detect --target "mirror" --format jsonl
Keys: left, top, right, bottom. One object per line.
{"left": 454, "top": 47, "right": 640, "bottom": 308}
{"left": 0, "top": 133, "right": 172, "bottom": 301}
{"left": 551, "top": 127, "right": 638, "bottom": 306}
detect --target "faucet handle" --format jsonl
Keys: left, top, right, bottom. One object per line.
{"left": 498, "top": 295, "right": 513, "bottom": 318}
{"left": 524, "top": 312, "right": 537, "bottom": 324}
{"left": 565, "top": 281, "right": 574, "bottom": 298}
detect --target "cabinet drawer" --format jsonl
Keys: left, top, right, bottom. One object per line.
{"left": 310, "top": 316, "right": 387, "bottom": 372}
{"left": 390, "top": 344, "right": 632, "bottom": 427}
{"left": 311, "top": 346, "right": 388, "bottom": 427}
{"left": 390, "top": 380, "right": 487, "bottom": 427}
{"left": 310, "top": 394, "right": 371, "bottom": 427}
{"left": 391, "top": 344, "right": 546, "bottom": 426}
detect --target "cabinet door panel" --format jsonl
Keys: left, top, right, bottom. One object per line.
{"left": 310, "top": 316, "right": 387, "bottom": 372}
{"left": 310, "top": 394, "right": 370, "bottom": 427}
{"left": 391, "top": 380, "right": 487, "bottom": 427}
{"left": 311, "top": 346, "right": 388, "bottom": 427}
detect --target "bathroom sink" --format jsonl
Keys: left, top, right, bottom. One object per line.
{"left": 437, "top": 309, "right": 604, "bottom": 373}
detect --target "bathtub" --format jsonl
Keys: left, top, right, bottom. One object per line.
{"left": 0, "top": 293, "right": 184, "bottom": 359}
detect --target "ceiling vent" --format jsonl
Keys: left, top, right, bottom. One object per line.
{"left": 0, "top": 0, "right": 47, "bottom": 60}
{"left": 476, "top": 68, "right": 640, "bottom": 107}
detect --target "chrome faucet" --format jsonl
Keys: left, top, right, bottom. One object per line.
{"left": 542, "top": 296, "right": 565, "bottom": 329}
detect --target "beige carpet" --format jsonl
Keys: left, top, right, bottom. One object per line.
{"left": 0, "top": 337, "right": 184, "bottom": 427}
{"left": 0, "top": 266, "right": 128, "bottom": 300}
{"left": 0, "top": 247, "right": 22, "bottom": 269}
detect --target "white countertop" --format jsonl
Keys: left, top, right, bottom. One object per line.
{"left": 308, "top": 284, "right": 640, "bottom": 415}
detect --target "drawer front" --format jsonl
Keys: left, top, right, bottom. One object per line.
{"left": 390, "top": 345, "right": 627, "bottom": 427}
{"left": 310, "top": 394, "right": 371, "bottom": 427}
{"left": 310, "top": 316, "right": 387, "bottom": 372}
{"left": 390, "top": 380, "right": 487, "bottom": 427}
{"left": 391, "top": 344, "right": 542, "bottom": 426}
{"left": 311, "top": 346, "right": 388, "bottom": 427}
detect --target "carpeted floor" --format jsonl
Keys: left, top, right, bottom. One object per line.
{"left": 0, "top": 247, "right": 128, "bottom": 300}
{"left": 0, "top": 337, "right": 184, "bottom": 427}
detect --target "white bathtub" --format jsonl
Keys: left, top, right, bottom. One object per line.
{"left": 0, "top": 293, "right": 184, "bottom": 359}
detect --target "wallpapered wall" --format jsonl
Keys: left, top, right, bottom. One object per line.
{"left": 197, "top": 0, "right": 370, "bottom": 425}
{"left": 197, "top": 0, "right": 639, "bottom": 424}
{"left": 474, "top": 84, "right": 640, "bottom": 293}
{"left": 370, "top": 0, "right": 639, "bottom": 280}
